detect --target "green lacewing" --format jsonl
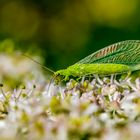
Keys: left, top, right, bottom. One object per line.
{"left": 23, "top": 40, "right": 140, "bottom": 82}
{"left": 55, "top": 40, "right": 140, "bottom": 81}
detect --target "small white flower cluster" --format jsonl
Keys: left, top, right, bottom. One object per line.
{"left": 0, "top": 54, "right": 140, "bottom": 140}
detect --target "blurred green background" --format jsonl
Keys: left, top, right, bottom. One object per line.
{"left": 0, "top": 0, "right": 140, "bottom": 71}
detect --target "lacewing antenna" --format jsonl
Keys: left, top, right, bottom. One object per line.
{"left": 17, "top": 52, "right": 57, "bottom": 95}
{"left": 20, "top": 53, "right": 55, "bottom": 74}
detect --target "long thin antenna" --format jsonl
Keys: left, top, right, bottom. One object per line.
{"left": 19, "top": 53, "right": 55, "bottom": 74}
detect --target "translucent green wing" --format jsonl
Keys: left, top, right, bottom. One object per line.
{"left": 77, "top": 40, "right": 140, "bottom": 65}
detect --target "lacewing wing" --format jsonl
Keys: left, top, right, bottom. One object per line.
{"left": 77, "top": 40, "right": 140, "bottom": 65}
